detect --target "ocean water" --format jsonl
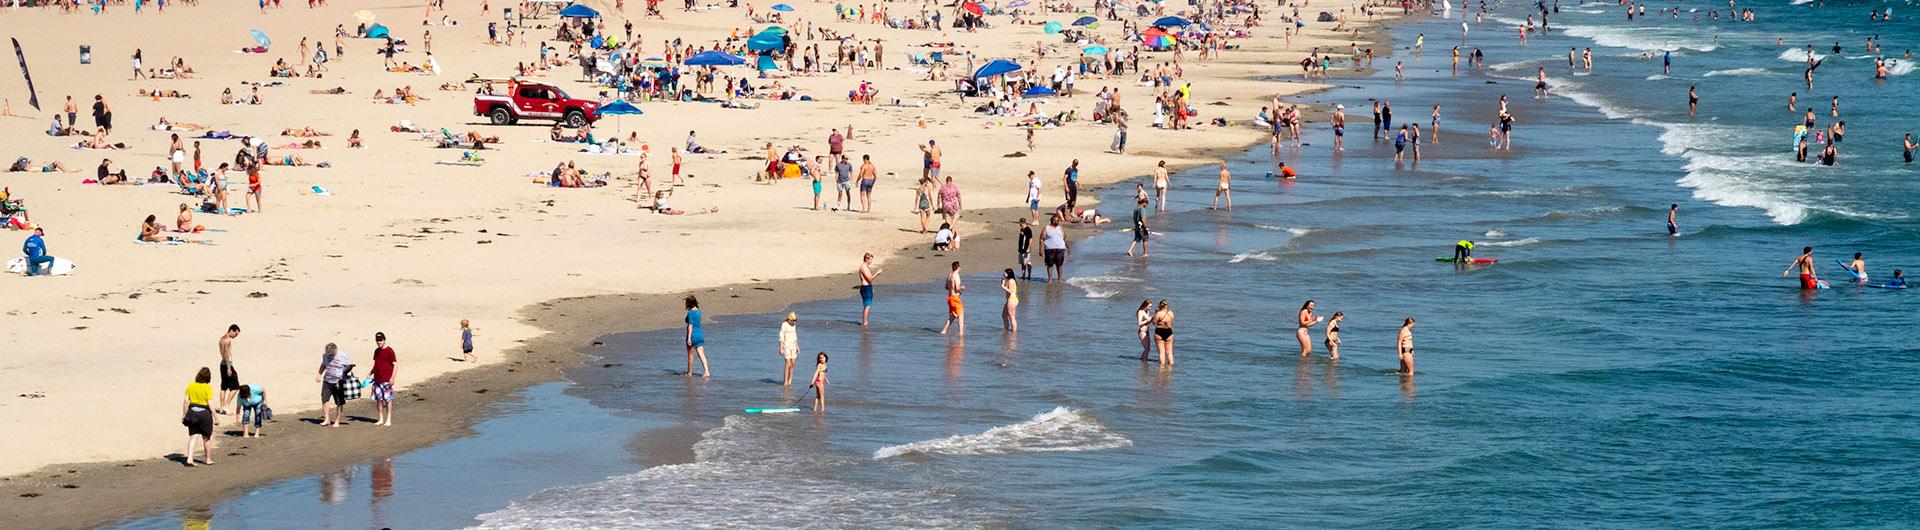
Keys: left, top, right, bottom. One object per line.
{"left": 114, "top": 3, "right": 1920, "bottom": 528}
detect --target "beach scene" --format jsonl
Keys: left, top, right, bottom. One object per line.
{"left": 1, "top": 0, "right": 1917, "bottom": 527}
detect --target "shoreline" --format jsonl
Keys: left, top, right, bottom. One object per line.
{"left": 0, "top": 4, "right": 1404, "bottom": 528}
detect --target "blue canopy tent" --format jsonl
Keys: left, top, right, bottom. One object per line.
{"left": 1022, "top": 85, "right": 1056, "bottom": 97}
{"left": 595, "top": 99, "right": 643, "bottom": 133}
{"left": 684, "top": 50, "right": 747, "bottom": 66}
{"left": 364, "top": 23, "right": 390, "bottom": 39}
{"left": 747, "top": 32, "right": 786, "bottom": 52}
{"left": 771, "top": 3, "right": 795, "bottom": 11}
{"left": 558, "top": 3, "right": 601, "bottom": 17}
{"left": 1152, "top": 15, "right": 1191, "bottom": 27}
{"left": 972, "top": 58, "right": 1022, "bottom": 79}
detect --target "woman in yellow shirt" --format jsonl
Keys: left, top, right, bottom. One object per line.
{"left": 182, "top": 367, "right": 216, "bottom": 466}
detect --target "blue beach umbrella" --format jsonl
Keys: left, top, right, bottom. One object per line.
{"left": 772, "top": 3, "right": 795, "bottom": 11}
{"left": 1152, "top": 16, "right": 1190, "bottom": 27}
{"left": 595, "top": 99, "right": 643, "bottom": 133}
{"left": 1071, "top": 16, "right": 1097, "bottom": 26}
{"left": 747, "top": 32, "right": 786, "bottom": 52}
{"left": 1022, "top": 85, "right": 1056, "bottom": 97}
{"left": 1043, "top": 21, "right": 1063, "bottom": 34}
{"left": 558, "top": 3, "right": 600, "bottom": 17}
{"left": 684, "top": 50, "right": 747, "bottom": 66}
{"left": 250, "top": 29, "right": 271, "bottom": 48}
{"left": 972, "top": 58, "right": 1022, "bottom": 79}
{"left": 1083, "top": 45, "right": 1109, "bottom": 55}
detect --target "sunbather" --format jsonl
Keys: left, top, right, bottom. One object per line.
{"left": 281, "top": 127, "right": 330, "bottom": 137}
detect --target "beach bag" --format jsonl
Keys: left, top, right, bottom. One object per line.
{"left": 261, "top": 403, "right": 274, "bottom": 421}
{"left": 341, "top": 365, "right": 364, "bottom": 400}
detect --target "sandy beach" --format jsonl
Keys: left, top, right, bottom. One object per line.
{"left": 0, "top": 0, "right": 1383, "bottom": 526}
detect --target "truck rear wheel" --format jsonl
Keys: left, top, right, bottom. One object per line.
{"left": 488, "top": 107, "right": 516, "bottom": 125}
{"left": 563, "top": 110, "right": 587, "bottom": 128}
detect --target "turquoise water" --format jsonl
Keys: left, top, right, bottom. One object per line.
{"left": 115, "top": 3, "right": 1920, "bottom": 528}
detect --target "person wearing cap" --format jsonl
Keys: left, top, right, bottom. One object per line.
{"left": 22, "top": 227, "right": 51, "bottom": 276}
{"left": 1331, "top": 104, "right": 1347, "bottom": 151}
{"left": 777, "top": 312, "right": 800, "bottom": 385}
{"left": 370, "top": 332, "right": 398, "bottom": 426}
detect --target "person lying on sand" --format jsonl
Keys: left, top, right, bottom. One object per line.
{"left": 260, "top": 155, "right": 318, "bottom": 167}
{"left": 281, "top": 127, "right": 330, "bottom": 137}
{"left": 309, "top": 87, "right": 349, "bottom": 95}
{"left": 138, "top": 89, "right": 191, "bottom": 99}
{"left": 9, "top": 157, "right": 72, "bottom": 174}
{"left": 152, "top": 118, "right": 206, "bottom": 131}
{"left": 464, "top": 131, "right": 501, "bottom": 146}
{"left": 274, "top": 140, "right": 324, "bottom": 149}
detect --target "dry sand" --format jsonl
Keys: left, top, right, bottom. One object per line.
{"left": 0, "top": 0, "right": 1391, "bottom": 526}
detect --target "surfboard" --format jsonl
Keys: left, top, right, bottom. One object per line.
{"left": 1834, "top": 259, "right": 1866, "bottom": 281}
{"left": 744, "top": 407, "right": 801, "bottom": 414}
{"left": 1436, "top": 257, "right": 1499, "bottom": 264}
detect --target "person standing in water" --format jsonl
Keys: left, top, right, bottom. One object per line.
{"left": 1688, "top": 86, "right": 1699, "bottom": 117}
{"left": 1137, "top": 300, "right": 1154, "bottom": 361}
{"left": 1324, "top": 312, "right": 1344, "bottom": 360}
{"left": 1152, "top": 300, "right": 1175, "bottom": 366}
{"left": 809, "top": 352, "right": 829, "bottom": 411}
{"left": 1017, "top": 218, "right": 1034, "bottom": 281}
{"left": 1397, "top": 318, "right": 1416, "bottom": 375}
{"left": 1128, "top": 198, "right": 1150, "bottom": 257}
{"left": 1783, "top": 246, "right": 1821, "bottom": 290}
{"left": 1667, "top": 204, "right": 1679, "bottom": 236}
{"left": 1903, "top": 133, "right": 1915, "bottom": 164}
{"left": 684, "top": 295, "right": 710, "bottom": 377}
{"left": 1211, "top": 162, "right": 1232, "bottom": 210}
{"left": 1001, "top": 269, "right": 1019, "bottom": 332}
{"left": 1430, "top": 104, "right": 1441, "bottom": 144}
{"left": 858, "top": 253, "right": 881, "bottom": 325}
{"left": 1297, "top": 300, "right": 1325, "bottom": 357}
{"left": 941, "top": 261, "right": 966, "bottom": 335}
{"left": 777, "top": 312, "right": 799, "bottom": 385}
{"left": 1331, "top": 105, "right": 1347, "bottom": 151}
{"left": 1042, "top": 215, "right": 1068, "bottom": 283}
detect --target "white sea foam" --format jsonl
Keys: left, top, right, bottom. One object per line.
{"left": 1481, "top": 237, "right": 1541, "bottom": 247}
{"left": 1704, "top": 67, "right": 1774, "bottom": 77}
{"left": 1652, "top": 122, "right": 1812, "bottom": 225}
{"left": 1644, "top": 74, "right": 1671, "bottom": 81}
{"left": 1228, "top": 250, "right": 1277, "bottom": 263}
{"left": 1888, "top": 60, "right": 1915, "bottom": 77}
{"left": 873, "top": 407, "right": 1133, "bottom": 459}
{"left": 1484, "top": 230, "right": 1507, "bottom": 238}
{"left": 1776, "top": 49, "right": 1826, "bottom": 63}
{"left": 1254, "top": 224, "right": 1312, "bottom": 236}
{"left": 474, "top": 415, "right": 987, "bottom": 529}
{"left": 1065, "top": 275, "right": 1130, "bottom": 298}
{"left": 1554, "top": 85, "right": 1634, "bottom": 120}
{"left": 1789, "top": 0, "right": 1813, "bottom": 5}
{"left": 1561, "top": 24, "right": 1718, "bottom": 53}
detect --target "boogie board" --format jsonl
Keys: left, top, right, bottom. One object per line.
{"left": 744, "top": 407, "right": 801, "bottom": 414}
{"left": 1867, "top": 283, "right": 1907, "bottom": 289}
{"left": 1436, "top": 257, "right": 1499, "bottom": 264}
{"left": 1835, "top": 259, "right": 1866, "bottom": 281}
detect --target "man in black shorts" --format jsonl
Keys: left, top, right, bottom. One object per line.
{"left": 218, "top": 324, "right": 241, "bottom": 418}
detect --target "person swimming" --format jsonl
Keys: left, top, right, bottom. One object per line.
{"left": 1887, "top": 269, "right": 1907, "bottom": 288}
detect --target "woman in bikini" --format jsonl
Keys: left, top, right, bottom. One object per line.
{"left": 1152, "top": 300, "right": 1175, "bottom": 365}
{"left": 1297, "top": 300, "right": 1324, "bottom": 357}
{"left": 1324, "top": 311, "right": 1343, "bottom": 360}
{"left": 1136, "top": 299, "right": 1153, "bottom": 361}
{"left": 1001, "top": 269, "right": 1019, "bottom": 332}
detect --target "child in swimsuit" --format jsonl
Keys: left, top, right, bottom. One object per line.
{"left": 809, "top": 352, "right": 829, "bottom": 411}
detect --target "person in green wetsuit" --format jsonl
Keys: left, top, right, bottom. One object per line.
{"left": 1453, "top": 239, "right": 1474, "bottom": 261}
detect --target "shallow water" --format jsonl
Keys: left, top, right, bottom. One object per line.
{"left": 113, "top": 3, "right": 1920, "bottom": 528}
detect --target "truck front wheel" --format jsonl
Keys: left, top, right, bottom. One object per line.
{"left": 563, "top": 110, "right": 587, "bottom": 128}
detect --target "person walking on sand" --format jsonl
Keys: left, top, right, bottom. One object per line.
{"left": 217, "top": 325, "right": 242, "bottom": 423}
{"left": 920, "top": 140, "right": 942, "bottom": 180}
{"left": 460, "top": 319, "right": 476, "bottom": 362}
{"left": 1063, "top": 159, "right": 1081, "bottom": 210}
{"left": 370, "top": 332, "right": 398, "bottom": 426}
{"left": 858, "top": 253, "right": 882, "bottom": 325}
{"left": 685, "top": 295, "right": 711, "bottom": 377}
{"left": 857, "top": 154, "right": 878, "bottom": 213}
{"left": 1783, "top": 246, "right": 1821, "bottom": 290}
{"left": 1397, "top": 317, "right": 1416, "bottom": 375}
{"left": 1152, "top": 300, "right": 1175, "bottom": 365}
{"left": 1017, "top": 218, "right": 1035, "bottom": 280}
{"left": 316, "top": 343, "right": 349, "bottom": 427}
{"left": 1297, "top": 300, "right": 1325, "bottom": 357}
{"left": 1001, "top": 269, "right": 1020, "bottom": 332}
{"left": 1026, "top": 171, "right": 1043, "bottom": 223}
{"left": 1211, "top": 162, "right": 1232, "bottom": 210}
{"left": 941, "top": 261, "right": 966, "bottom": 335}
{"left": 182, "top": 367, "right": 216, "bottom": 466}
{"left": 778, "top": 312, "right": 800, "bottom": 385}
{"left": 836, "top": 156, "right": 856, "bottom": 212}
{"left": 1151, "top": 161, "right": 1169, "bottom": 211}
{"left": 1128, "top": 198, "right": 1151, "bottom": 257}
{"left": 809, "top": 352, "right": 829, "bottom": 411}
{"left": 1136, "top": 300, "right": 1153, "bottom": 361}
{"left": 1324, "top": 312, "right": 1344, "bottom": 360}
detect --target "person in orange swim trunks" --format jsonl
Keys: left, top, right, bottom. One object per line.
{"left": 940, "top": 261, "right": 965, "bottom": 336}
